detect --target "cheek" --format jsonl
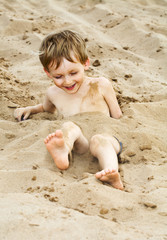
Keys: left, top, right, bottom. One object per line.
{"left": 76, "top": 73, "right": 84, "bottom": 82}
{"left": 53, "top": 79, "right": 63, "bottom": 86}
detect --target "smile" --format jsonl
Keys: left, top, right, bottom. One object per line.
{"left": 64, "top": 83, "right": 76, "bottom": 90}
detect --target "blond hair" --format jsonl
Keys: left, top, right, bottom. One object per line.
{"left": 39, "top": 30, "right": 88, "bottom": 71}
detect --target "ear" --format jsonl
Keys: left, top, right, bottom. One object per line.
{"left": 84, "top": 58, "right": 90, "bottom": 70}
{"left": 44, "top": 68, "right": 52, "bottom": 79}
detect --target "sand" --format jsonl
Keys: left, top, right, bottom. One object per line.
{"left": 0, "top": 0, "right": 167, "bottom": 239}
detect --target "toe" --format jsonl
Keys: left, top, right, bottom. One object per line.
{"left": 105, "top": 169, "right": 110, "bottom": 174}
{"left": 46, "top": 136, "right": 50, "bottom": 141}
{"left": 95, "top": 171, "right": 101, "bottom": 178}
{"left": 55, "top": 130, "right": 63, "bottom": 138}
{"left": 101, "top": 170, "right": 106, "bottom": 176}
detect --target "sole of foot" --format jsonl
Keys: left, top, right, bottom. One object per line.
{"left": 95, "top": 168, "right": 123, "bottom": 190}
{"left": 44, "top": 130, "right": 69, "bottom": 170}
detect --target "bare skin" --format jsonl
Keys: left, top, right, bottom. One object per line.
{"left": 44, "top": 122, "right": 89, "bottom": 170}
{"left": 95, "top": 169, "right": 123, "bottom": 190}
{"left": 14, "top": 58, "right": 122, "bottom": 121}
{"left": 90, "top": 134, "right": 123, "bottom": 190}
{"left": 44, "top": 130, "right": 69, "bottom": 170}
{"left": 14, "top": 56, "right": 123, "bottom": 189}
{"left": 44, "top": 123, "right": 123, "bottom": 190}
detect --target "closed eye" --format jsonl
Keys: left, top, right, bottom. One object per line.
{"left": 71, "top": 72, "right": 77, "bottom": 76}
{"left": 54, "top": 75, "right": 62, "bottom": 79}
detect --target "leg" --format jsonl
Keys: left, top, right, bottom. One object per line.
{"left": 90, "top": 134, "right": 123, "bottom": 190}
{"left": 44, "top": 121, "right": 89, "bottom": 170}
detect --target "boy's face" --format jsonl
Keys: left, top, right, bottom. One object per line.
{"left": 45, "top": 56, "right": 89, "bottom": 94}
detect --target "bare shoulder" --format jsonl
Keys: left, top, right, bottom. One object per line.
{"left": 95, "top": 77, "right": 116, "bottom": 97}
{"left": 88, "top": 76, "right": 110, "bottom": 84}
{"left": 89, "top": 77, "right": 111, "bottom": 91}
{"left": 46, "top": 86, "right": 59, "bottom": 98}
{"left": 47, "top": 86, "right": 58, "bottom": 94}
{"left": 44, "top": 86, "right": 61, "bottom": 106}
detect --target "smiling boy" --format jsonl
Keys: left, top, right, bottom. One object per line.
{"left": 14, "top": 30, "right": 123, "bottom": 190}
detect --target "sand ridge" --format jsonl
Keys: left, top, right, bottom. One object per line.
{"left": 0, "top": 0, "right": 167, "bottom": 239}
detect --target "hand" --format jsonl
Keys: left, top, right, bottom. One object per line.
{"left": 14, "top": 107, "right": 32, "bottom": 121}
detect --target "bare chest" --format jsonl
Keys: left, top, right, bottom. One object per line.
{"left": 51, "top": 82, "right": 110, "bottom": 117}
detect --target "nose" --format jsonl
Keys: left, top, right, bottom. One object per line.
{"left": 64, "top": 75, "right": 72, "bottom": 84}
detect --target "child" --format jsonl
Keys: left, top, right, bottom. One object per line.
{"left": 14, "top": 30, "right": 123, "bottom": 190}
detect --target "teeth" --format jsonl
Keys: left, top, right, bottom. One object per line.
{"left": 66, "top": 84, "right": 75, "bottom": 89}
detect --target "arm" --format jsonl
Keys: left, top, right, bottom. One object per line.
{"left": 14, "top": 104, "right": 44, "bottom": 122}
{"left": 102, "top": 78, "right": 122, "bottom": 119}
{"left": 14, "top": 88, "right": 56, "bottom": 121}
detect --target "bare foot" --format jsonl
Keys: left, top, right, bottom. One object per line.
{"left": 95, "top": 168, "right": 123, "bottom": 190}
{"left": 44, "top": 130, "right": 70, "bottom": 170}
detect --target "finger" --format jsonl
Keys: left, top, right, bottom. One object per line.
{"left": 23, "top": 112, "right": 30, "bottom": 120}
{"left": 14, "top": 109, "right": 20, "bottom": 120}
{"left": 17, "top": 112, "right": 23, "bottom": 122}
{"left": 14, "top": 109, "right": 22, "bottom": 121}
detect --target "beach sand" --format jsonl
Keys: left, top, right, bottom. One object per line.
{"left": 0, "top": 0, "right": 167, "bottom": 239}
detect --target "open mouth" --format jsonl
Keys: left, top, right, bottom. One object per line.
{"left": 64, "top": 83, "right": 76, "bottom": 91}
